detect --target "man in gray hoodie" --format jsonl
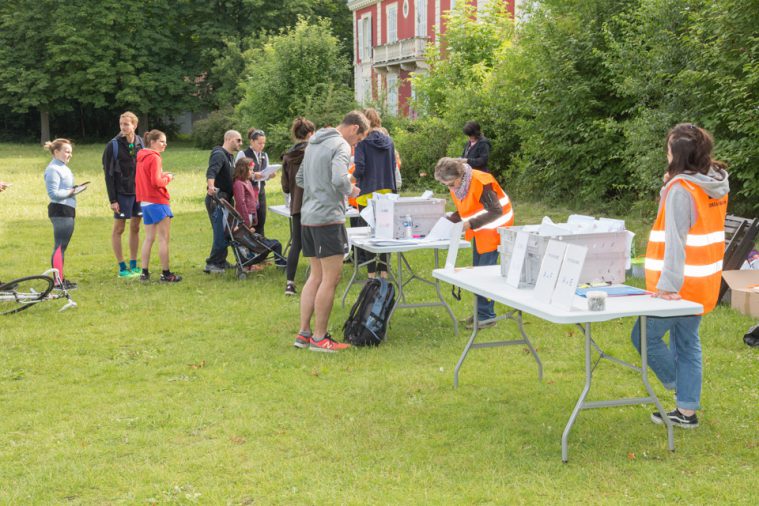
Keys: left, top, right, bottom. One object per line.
{"left": 294, "top": 111, "right": 368, "bottom": 352}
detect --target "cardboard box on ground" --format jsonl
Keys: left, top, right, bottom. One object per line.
{"left": 722, "top": 270, "right": 759, "bottom": 318}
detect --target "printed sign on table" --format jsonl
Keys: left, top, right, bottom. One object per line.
{"left": 506, "top": 231, "right": 530, "bottom": 288}
{"left": 534, "top": 240, "right": 567, "bottom": 302}
{"left": 374, "top": 199, "right": 395, "bottom": 239}
{"left": 550, "top": 243, "right": 587, "bottom": 310}
{"left": 444, "top": 221, "right": 465, "bottom": 271}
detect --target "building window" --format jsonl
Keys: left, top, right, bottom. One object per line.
{"left": 386, "top": 74, "right": 399, "bottom": 115}
{"left": 403, "top": 0, "right": 410, "bottom": 18}
{"left": 386, "top": 3, "right": 398, "bottom": 43}
{"left": 360, "top": 14, "right": 372, "bottom": 62}
{"left": 450, "top": 0, "right": 456, "bottom": 10}
{"left": 415, "top": 0, "right": 427, "bottom": 37}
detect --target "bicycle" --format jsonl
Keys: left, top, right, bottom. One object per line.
{"left": 0, "top": 268, "right": 77, "bottom": 315}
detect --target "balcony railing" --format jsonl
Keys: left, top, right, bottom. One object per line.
{"left": 372, "top": 36, "right": 429, "bottom": 71}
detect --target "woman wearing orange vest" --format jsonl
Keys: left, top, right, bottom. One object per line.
{"left": 632, "top": 123, "right": 729, "bottom": 429}
{"left": 434, "top": 157, "right": 514, "bottom": 329}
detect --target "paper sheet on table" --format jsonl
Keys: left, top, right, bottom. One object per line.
{"left": 444, "top": 221, "right": 465, "bottom": 271}
{"left": 260, "top": 163, "right": 281, "bottom": 179}
{"left": 422, "top": 216, "right": 457, "bottom": 241}
{"left": 360, "top": 200, "right": 375, "bottom": 228}
{"left": 420, "top": 190, "right": 434, "bottom": 199}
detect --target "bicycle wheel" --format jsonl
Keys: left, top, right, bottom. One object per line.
{"left": 0, "top": 275, "right": 54, "bottom": 315}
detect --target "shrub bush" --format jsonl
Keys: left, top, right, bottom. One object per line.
{"left": 191, "top": 107, "right": 239, "bottom": 150}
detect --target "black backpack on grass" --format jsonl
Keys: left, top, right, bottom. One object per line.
{"left": 343, "top": 278, "right": 396, "bottom": 346}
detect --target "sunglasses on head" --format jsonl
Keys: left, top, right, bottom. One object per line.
{"left": 250, "top": 130, "right": 265, "bottom": 140}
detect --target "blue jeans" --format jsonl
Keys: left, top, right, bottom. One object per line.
{"left": 630, "top": 315, "right": 703, "bottom": 411}
{"left": 473, "top": 238, "right": 498, "bottom": 320}
{"left": 205, "top": 196, "right": 229, "bottom": 266}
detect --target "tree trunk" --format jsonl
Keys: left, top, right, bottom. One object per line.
{"left": 40, "top": 109, "right": 50, "bottom": 144}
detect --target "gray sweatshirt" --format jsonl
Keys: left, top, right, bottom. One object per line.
{"left": 44, "top": 159, "right": 76, "bottom": 208}
{"left": 656, "top": 168, "right": 730, "bottom": 292}
{"left": 296, "top": 128, "right": 353, "bottom": 226}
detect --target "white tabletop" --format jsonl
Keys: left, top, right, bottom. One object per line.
{"left": 433, "top": 265, "right": 702, "bottom": 324}
{"left": 349, "top": 229, "right": 470, "bottom": 254}
{"left": 268, "top": 204, "right": 359, "bottom": 219}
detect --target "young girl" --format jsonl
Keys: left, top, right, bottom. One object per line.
{"left": 633, "top": 123, "right": 729, "bottom": 428}
{"left": 44, "top": 138, "right": 78, "bottom": 290}
{"left": 232, "top": 157, "right": 259, "bottom": 231}
{"left": 135, "top": 130, "right": 181, "bottom": 282}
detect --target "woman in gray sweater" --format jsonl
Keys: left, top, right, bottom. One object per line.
{"left": 44, "top": 138, "right": 80, "bottom": 290}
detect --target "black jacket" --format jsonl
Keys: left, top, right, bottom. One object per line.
{"left": 462, "top": 137, "right": 492, "bottom": 172}
{"left": 353, "top": 130, "right": 396, "bottom": 196}
{"left": 206, "top": 146, "right": 235, "bottom": 201}
{"left": 244, "top": 147, "right": 268, "bottom": 192}
{"left": 102, "top": 134, "right": 144, "bottom": 203}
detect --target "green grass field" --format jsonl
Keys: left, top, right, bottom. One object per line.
{"left": 0, "top": 142, "right": 756, "bottom": 504}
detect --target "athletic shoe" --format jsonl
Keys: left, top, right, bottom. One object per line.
{"left": 160, "top": 273, "right": 182, "bottom": 283}
{"left": 204, "top": 263, "right": 225, "bottom": 274}
{"left": 651, "top": 409, "right": 699, "bottom": 429}
{"left": 285, "top": 281, "right": 297, "bottom": 296}
{"left": 130, "top": 267, "right": 141, "bottom": 275}
{"left": 464, "top": 316, "right": 497, "bottom": 330}
{"left": 275, "top": 261, "right": 287, "bottom": 269}
{"left": 54, "top": 279, "right": 78, "bottom": 290}
{"left": 140, "top": 273, "right": 150, "bottom": 282}
{"left": 309, "top": 333, "right": 351, "bottom": 353}
{"left": 118, "top": 269, "right": 135, "bottom": 278}
{"left": 293, "top": 332, "right": 311, "bottom": 349}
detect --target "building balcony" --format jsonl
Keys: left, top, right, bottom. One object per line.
{"left": 372, "top": 36, "right": 429, "bottom": 73}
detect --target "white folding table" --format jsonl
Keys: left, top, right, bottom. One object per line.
{"left": 268, "top": 204, "right": 360, "bottom": 256}
{"left": 432, "top": 265, "right": 703, "bottom": 462}
{"left": 343, "top": 228, "right": 470, "bottom": 335}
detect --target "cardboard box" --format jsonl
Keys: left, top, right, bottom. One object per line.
{"left": 374, "top": 197, "right": 446, "bottom": 239}
{"left": 722, "top": 270, "right": 759, "bottom": 318}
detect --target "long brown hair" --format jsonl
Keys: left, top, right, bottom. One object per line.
{"left": 666, "top": 123, "right": 726, "bottom": 177}
{"left": 233, "top": 157, "right": 253, "bottom": 181}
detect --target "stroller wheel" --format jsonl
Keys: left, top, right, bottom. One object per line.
{"left": 237, "top": 271, "right": 247, "bottom": 280}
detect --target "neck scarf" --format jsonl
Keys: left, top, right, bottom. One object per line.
{"left": 454, "top": 164, "right": 473, "bottom": 200}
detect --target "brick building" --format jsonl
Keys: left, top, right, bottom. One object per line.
{"left": 347, "top": 0, "right": 519, "bottom": 116}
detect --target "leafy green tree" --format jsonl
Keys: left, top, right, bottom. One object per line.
{"left": 235, "top": 17, "right": 354, "bottom": 156}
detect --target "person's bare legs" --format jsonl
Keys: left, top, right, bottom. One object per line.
{"left": 129, "top": 217, "right": 141, "bottom": 263}
{"left": 299, "top": 257, "right": 323, "bottom": 335}
{"left": 112, "top": 219, "right": 126, "bottom": 263}
{"left": 141, "top": 223, "right": 157, "bottom": 270}
{"left": 312, "top": 254, "right": 343, "bottom": 338}
{"left": 156, "top": 217, "right": 171, "bottom": 271}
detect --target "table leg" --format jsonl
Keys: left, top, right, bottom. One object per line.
{"left": 641, "top": 316, "right": 675, "bottom": 451}
{"left": 562, "top": 322, "right": 593, "bottom": 463}
{"left": 341, "top": 245, "right": 361, "bottom": 308}
{"left": 283, "top": 216, "right": 293, "bottom": 257}
{"left": 454, "top": 297, "right": 480, "bottom": 388}
{"left": 433, "top": 249, "right": 458, "bottom": 336}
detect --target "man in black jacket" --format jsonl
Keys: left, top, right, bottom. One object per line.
{"left": 462, "top": 121, "right": 492, "bottom": 173}
{"left": 204, "top": 130, "right": 242, "bottom": 273}
{"left": 102, "top": 112, "right": 144, "bottom": 277}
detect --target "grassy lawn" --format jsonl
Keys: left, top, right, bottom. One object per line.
{"left": 0, "top": 142, "right": 756, "bottom": 504}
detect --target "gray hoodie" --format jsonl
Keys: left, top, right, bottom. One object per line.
{"left": 296, "top": 128, "right": 353, "bottom": 226}
{"left": 656, "top": 167, "right": 730, "bottom": 292}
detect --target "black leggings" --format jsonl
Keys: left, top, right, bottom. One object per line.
{"left": 256, "top": 189, "right": 267, "bottom": 238}
{"left": 351, "top": 206, "right": 387, "bottom": 274}
{"left": 50, "top": 216, "right": 75, "bottom": 279}
{"left": 286, "top": 212, "right": 302, "bottom": 282}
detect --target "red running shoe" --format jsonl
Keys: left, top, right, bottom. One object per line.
{"left": 293, "top": 332, "right": 311, "bottom": 349}
{"left": 309, "top": 333, "right": 351, "bottom": 353}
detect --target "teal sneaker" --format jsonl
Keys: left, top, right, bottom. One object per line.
{"left": 130, "top": 267, "right": 141, "bottom": 275}
{"left": 118, "top": 269, "right": 133, "bottom": 278}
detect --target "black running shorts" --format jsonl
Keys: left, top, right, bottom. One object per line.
{"left": 301, "top": 224, "right": 349, "bottom": 258}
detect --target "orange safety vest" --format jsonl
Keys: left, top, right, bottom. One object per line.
{"left": 644, "top": 177, "right": 728, "bottom": 314}
{"left": 347, "top": 162, "right": 358, "bottom": 209}
{"left": 450, "top": 170, "right": 514, "bottom": 254}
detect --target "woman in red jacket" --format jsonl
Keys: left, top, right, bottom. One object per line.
{"left": 135, "top": 130, "right": 181, "bottom": 282}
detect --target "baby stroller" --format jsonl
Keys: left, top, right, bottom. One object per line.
{"left": 212, "top": 194, "right": 287, "bottom": 280}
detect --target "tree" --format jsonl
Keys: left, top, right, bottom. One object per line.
{"left": 235, "top": 17, "right": 354, "bottom": 155}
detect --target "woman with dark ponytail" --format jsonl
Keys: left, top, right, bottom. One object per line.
{"left": 281, "top": 116, "right": 316, "bottom": 296}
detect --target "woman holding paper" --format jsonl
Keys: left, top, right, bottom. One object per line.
{"left": 434, "top": 157, "right": 514, "bottom": 329}
{"left": 633, "top": 123, "right": 729, "bottom": 429}
{"left": 44, "top": 138, "right": 80, "bottom": 290}
{"left": 236, "top": 128, "right": 273, "bottom": 237}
